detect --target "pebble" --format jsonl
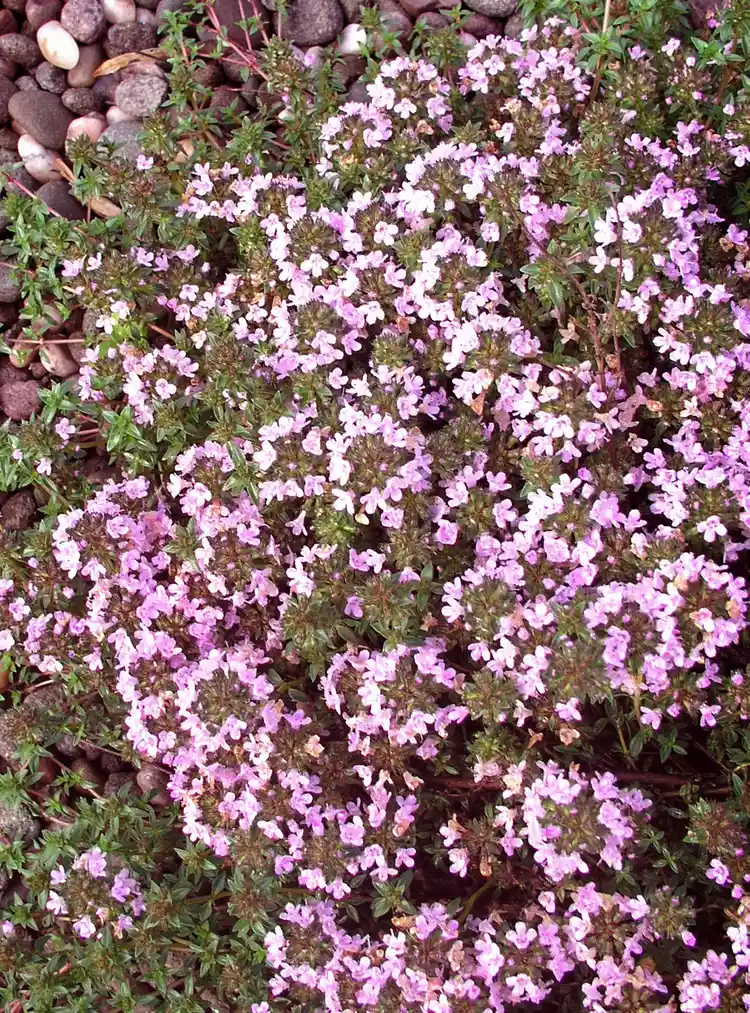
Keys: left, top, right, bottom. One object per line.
{"left": 14, "top": 77, "right": 39, "bottom": 92}
{"left": 0, "top": 489, "right": 37, "bottom": 532}
{"left": 61, "top": 0, "right": 107, "bottom": 43}
{"left": 91, "top": 70, "right": 119, "bottom": 103}
{"left": 105, "top": 104, "right": 134, "bottom": 123}
{"left": 0, "top": 35, "right": 42, "bottom": 69}
{"left": 61, "top": 85, "right": 100, "bottom": 113}
{"left": 113, "top": 72, "right": 165, "bottom": 116}
{"left": 120, "top": 59, "right": 164, "bottom": 79}
{"left": 208, "top": 85, "right": 246, "bottom": 113}
{"left": 34, "top": 60, "right": 68, "bottom": 92}
{"left": 0, "top": 264, "right": 21, "bottom": 303}
{"left": 37, "top": 21, "right": 80, "bottom": 70}
{"left": 0, "top": 380, "right": 41, "bottom": 420}
{"left": 24, "top": 150, "right": 61, "bottom": 180}
{"left": 462, "top": 11, "right": 500, "bottom": 37}
{"left": 66, "top": 42, "right": 101, "bottom": 87}
{"left": 66, "top": 111, "right": 104, "bottom": 140}
{"left": 376, "top": 0, "right": 412, "bottom": 40}
{"left": 464, "top": 0, "right": 516, "bottom": 15}
{"left": 136, "top": 763, "right": 171, "bottom": 806}
{"left": 207, "top": 0, "right": 268, "bottom": 44}
{"left": 504, "top": 11, "right": 522, "bottom": 36}
{"left": 0, "top": 58, "right": 17, "bottom": 81}
{"left": 0, "top": 76, "right": 17, "bottom": 125}
{"left": 0, "top": 799, "right": 40, "bottom": 846}
{"left": 40, "top": 341, "right": 78, "bottom": 375}
{"left": 8, "top": 89, "right": 74, "bottom": 148}
{"left": 71, "top": 757, "right": 105, "bottom": 793}
{"left": 338, "top": 22, "right": 366, "bottom": 55}
{"left": 101, "top": 0, "right": 135, "bottom": 21}
{"left": 280, "top": 0, "right": 344, "bottom": 46}
{"left": 37, "top": 178, "right": 85, "bottom": 217}
{"left": 415, "top": 10, "right": 449, "bottom": 31}
{"left": 135, "top": 7, "right": 156, "bottom": 24}
{"left": 3, "top": 0, "right": 27, "bottom": 12}
{"left": 0, "top": 9, "right": 17, "bottom": 34}
{"left": 26, "top": 0, "right": 62, "bottom": 30}
{"left": 399, "top": 0, "right": 438, "bottom": 14}
{"left": 100, "top": 118, "right": 142, "bottom": 160}
{"left": 339, "top": 0, "right": 361, "bottom": 16}
{"left": 104, "top": 21, "right": 156, "bottom": 57}
{"left": 104, "top": 772, "right": 135, "bottom": 796}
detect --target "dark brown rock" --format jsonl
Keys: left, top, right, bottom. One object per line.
{"left": 0, "top": 380, "right": 40, "bottom": 420}
{"left": 66, "top": 41, "right": 100, "bottom": 86}
{"left": 36, "top": 179, "right": 85, "bottom": 219}
{"left": 462, "top": 11, "right": 499, "bottom": 37}
{"left": 0, "top": 264, "right": 20, "bottom": 302}
{"left": 415, "top": 10, "right": 448, "bottom": 31}
{"left": 200, "top": 0, "right": 269, "bottom": 44}
{"left": 0, "top": 34, "right": 40, "bottom": 68}
{"left": 0, "top": 10, "right": 19, "bottom": 33}
{"left": 90, "top": 69, "right": 118, "bottom": 102}
{"left": 0, "top": 74, "right": 17, "bottom": 123}
{"left": 208, "top": 84, "right": 246, "bottom": 112}
{"left": 279, "top": 0, "right": 343, "bottom": 45}
{"left": 0, "top": 488, "right": 37, "bottom": 531}
{"left": 136, "top": 763, "right": 171, "bottom": 806}
{"left": 8, "top": 88, "right": 74, "bottom": 147}
{"left": 375, "top": 0, "right": 411, "bottom": 41}
{"left": 71, "top": 757, "right": 105, "bottom": 793}
{"left": 26, "top": 0, "right": 62, "bottom": 30}
{"left": 0, "top": 58, "right": 17, "bottom": 80}
{"left": 398, "top": 0, "right": 437, "bottom": 14}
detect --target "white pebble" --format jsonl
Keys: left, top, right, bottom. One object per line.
{"left": 67, "top": 114, "right": 106, "bottom": 143}
{"left": 37, "top": 21, "right": 80, "bottom": 71}
{"left": 338, "top": 22, "right": 367, "bottom": 56}
{"left": 24, "top": 152, "right": 62, "bottom": 183}
{"left": 17, "top": 134, "right": 46, "bottom": 160}
{"left": 101, "top": 0, "right": 136, "bottom": 23}
{"left": 105, "top": 105, "right": 137, "bottom": 125}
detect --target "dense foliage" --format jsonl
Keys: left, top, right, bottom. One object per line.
{"left": 2, "top": 0, "right": 750, "bottom": 1010}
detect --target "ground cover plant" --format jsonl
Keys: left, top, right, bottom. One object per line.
{"left": 2, "top": 0, "right": 750, "bottom": 1009}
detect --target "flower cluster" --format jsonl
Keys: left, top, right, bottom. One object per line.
{"left": 4, "top": 11, "right": 750, "bottom": 1012}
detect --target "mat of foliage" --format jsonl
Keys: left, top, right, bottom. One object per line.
{"left": 1, "top": 1, "right": 750, "bottom": 1010}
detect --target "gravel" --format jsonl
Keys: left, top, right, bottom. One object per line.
{"left": 113, "top": 73, "right": 165, "bottom": 117}
{"left": 60, "top": 0, "right": 106, "bottom": 42}
{"left": 0, "top": 34, "right": 41, "bottom": 68}
{"left": 103, "top": 20, "right": 156, "bottom": 57}
{"left": 34, "top": 60, "right": 67, "bottom": 92}
{"left": 0, "top": 379, "right": 41, "bottom": 419}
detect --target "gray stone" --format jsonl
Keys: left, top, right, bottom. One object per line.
{"left": 100, "top": 118, "right": 142, "bottom": 161}
{"left": 0, "top": 799, "right": 40, "bottom": 844}
{"left": 61, "top": 85, "right": 100, "bottom": 113}
{"left": 504, "top": 11, "right": 522, "bottom": 36}
{"left": 464, "top": 0, "right": 515, "bottom": 16}
{"left": 0, "top": 76, "right": 17, "bottom": 124}
{"left": 36, "top": 179, "right": 84, "bottom": 218}
{"left": 26, "top": 0, "right": 63, "bottom": 30}
{"left": 0, "top": 35, "right": 41, "bottom": 69}
{"left": 0, "top": 380, "right": 40, "bottom": 419}
{"left": 14, "top": 74, "right": 39, "bottom": 90}
{"left": 0, "top": 265, "right": 20, "bottom": 303}
{"left": 280, "top": 0, "right": 344, "bottom": 46}
{"left": 34, "top": 60, "right": 67, "bottom": 92}
{"left": 7, "top": 89, "right": 73, "bottom": 148}
{"left": 66, "top": 42, "right": 101, "bottom": 87}
{"left": 104, "top": 20, "right": 155, "bottom": 56}
{"left": 113, "top": 72, "right": 165, "bottom": 116}
{"left": 61, "top": 0, "right": 106, "bottom": 42}
{"left": 0, "top": 489, "right": 36, "bottom": 531}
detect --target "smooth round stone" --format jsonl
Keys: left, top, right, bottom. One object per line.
{"left": 464, "top": 0, "right": 516, "bottom": 13}
{"left": 0, "top": 35, "right": 42, "bottom": 69}
{"left": 101, "top": 0, "right": 135, "bottom": 22}
{"left": 36, "top": 178, "right": 84, "bottom": 218}
{"left": 7, "top": 89, "right": 74, "bottom": 148}
{"left": 40, "top": 343, "right": 78, "bottom": 376}
{"left": 24, "top": 150, "right": 62, "bottom": 182}
{"left": 66, "top": 42, "right": 101, "bottom": 87}
{"left": 120, "top": 58, "right": 163, "bottom": 78}
{"left": 0, "top": 76, "right": 17, "bottom": 125}
{"left": 37, "top": 22, "right": 79, "bottom": 70}
{"left": 338, "top": 22, "right": 366, "bottom": 55}
{"left": 105, "top": 104, "right": 135, "bottom": 124}
{"left": 66, "top": 111, "right": 104, "bottom": 140}
{"left": 17, "top": 131, "right": 45, "bottom": 159}
{"left": 113, "top": 73, "right": 165, "bottom": 117}
{"left": 135, "top": 7, "right": 155, "bottom": 22}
